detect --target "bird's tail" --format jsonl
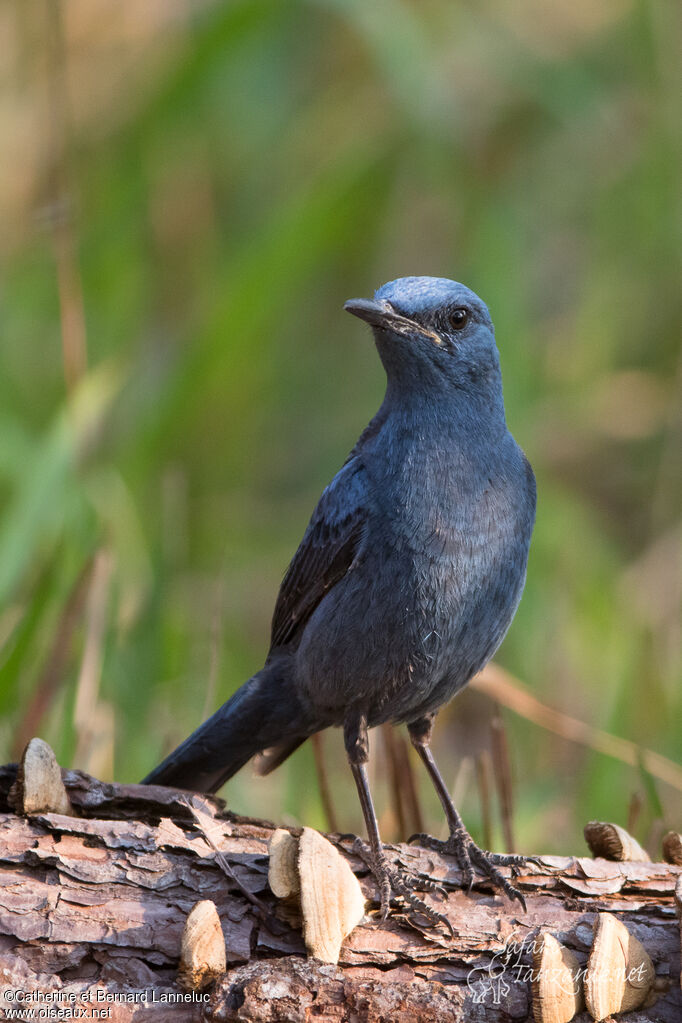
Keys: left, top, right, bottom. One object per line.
{"left": 141, "top": 657, "right": 311, "bottom": 794}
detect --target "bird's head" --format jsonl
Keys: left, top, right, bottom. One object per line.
{"left": 345, "top": 277, "right": 502, "bottom": 403}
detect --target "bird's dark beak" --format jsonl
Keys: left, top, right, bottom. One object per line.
{"left": 343, "top": 298, "right": 406, "bottom": 329}
{"left": 344, "top": 298, "right": 441, "bottom": 344}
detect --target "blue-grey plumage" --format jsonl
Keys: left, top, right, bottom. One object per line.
{"left": 143, "top": 276, "right": 536, "bottom": 919}
{"left": 292, "top": 278, "right": 534, "bottom": 724}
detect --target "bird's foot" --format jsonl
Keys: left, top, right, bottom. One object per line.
{"left": 352, "top": 838, "right": 453, "bottom": 934}
{"left": 408, "top": 829, "right": 531, "bottom": 910}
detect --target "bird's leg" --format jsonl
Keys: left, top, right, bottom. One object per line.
{"left": 407, "top": 714, "right": 528, "bottom": 908}
{"left": 344, "top": 711, "right": 450, "bottom": 930}
{"left": 344, "top": 712, "right": 389, "bottom": 911}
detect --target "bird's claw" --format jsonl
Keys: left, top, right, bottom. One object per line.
{"left": 352, "top": 838, "right": 453, "bottom": 935}
{"left": 408, "top": 831, "right": 530, "bottom": 910}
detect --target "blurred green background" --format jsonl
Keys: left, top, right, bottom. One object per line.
{"left": 1, "top": 0, "right": 680, "bottom": 857}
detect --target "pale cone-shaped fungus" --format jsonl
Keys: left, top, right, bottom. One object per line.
{"left": 662, "top": 831, "right": 682, "bottom": 866}
{"left": 531, "top": 932, "right": 584, "bottom": 1023}
{"left": 8, "top": 738, "right": 72, "bottom": 816}
{"left": 583, "top": 821, "right": 650, "bottom": 862}
{"left": 178, "top": 900, "right": 226, "bottom": 991}
{"left": 298, "top": 827, "right": 366, "bottom": 964}
{"left": 268, "top": 827, "right": 365, "bottom": 965}
{"left": 268, "top": 828, "right": 301, "bottom": 898}
{"left": 584, "top": 912, "right": 655, "bottom": 1020}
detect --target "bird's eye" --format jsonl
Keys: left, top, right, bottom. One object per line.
{"left": 448, "top": 307, "right": 468, "bottom": 330}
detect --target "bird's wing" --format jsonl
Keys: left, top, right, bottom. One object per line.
{"left": 270, "top": 457, "right": 368, "bottom": 649}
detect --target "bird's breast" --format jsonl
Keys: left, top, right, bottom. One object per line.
{"left": 294, "top": 430, "right": 535, "bottom": 726}
{"left": 376, "top": 449, "right": 526, "bottom": 560}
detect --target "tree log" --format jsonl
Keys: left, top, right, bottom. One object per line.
{"left": 0, "top": 763, "right": 681, "bottom": 1022}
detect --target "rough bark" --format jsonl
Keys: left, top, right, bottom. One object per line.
{"left": 0, "top": 763, "right": 680, "bottom": 1022}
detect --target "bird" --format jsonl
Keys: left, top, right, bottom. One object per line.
{"left": 142, "top": 276, "right": 536, "bottom": 921}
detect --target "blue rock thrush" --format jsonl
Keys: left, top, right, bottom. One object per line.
{"left": 143, "top": 276, "right": 536, "bottom": 922}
